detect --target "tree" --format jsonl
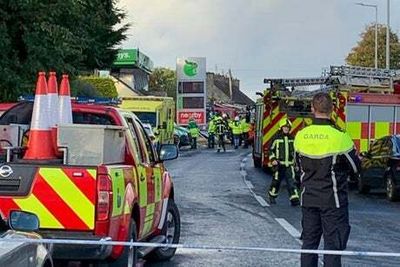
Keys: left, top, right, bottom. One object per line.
{"left": 0, "top": 0, "right": 129, "bottom": 101}
{"left": 149, "top": 68, "right": 177, "bottom": 101}
{"left": 346, "top": 24, "right": 400, "bottom": 69}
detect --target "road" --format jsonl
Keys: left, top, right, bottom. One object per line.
{"left": 148, "top": 145, "right": 400, "bottom": 267}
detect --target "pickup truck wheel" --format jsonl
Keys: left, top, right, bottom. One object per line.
{"left": 386, "top": 174, "right": 400, "bottom": 202}
{"left": 253, "top": 155, "right": 262, "bottom": 168}
{"left": 109, "top": 220, "right": 137, "bottom": 267}
{"left": 357, "top": 173, "right": 370, "bottom": 194}
{"left": 147, "top": 200, "right": 180, "bottom": 262}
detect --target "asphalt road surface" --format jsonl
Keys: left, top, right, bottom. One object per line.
{"left": 148, "top": 145, "right": 400, "bottom": 267}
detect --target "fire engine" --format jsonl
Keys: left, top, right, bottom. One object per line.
{"left": 253, "top": 65, "right": 400, "bottom": 169}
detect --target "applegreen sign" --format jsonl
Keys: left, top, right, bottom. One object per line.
{"left": 176, "top": 57, "right": 206, "bottom": 81}
{"left": 183, "top": 60, "right": 198, "bottom": 77}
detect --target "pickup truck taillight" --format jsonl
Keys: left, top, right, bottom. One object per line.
{"left": 97, "top": 172, "right": 113, "bottom": 221}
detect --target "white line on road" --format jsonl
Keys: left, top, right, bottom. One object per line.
{"left": 255, "top": 195, "right": 269, "bottom": 207}
{"left": 275, "top": 218, "right": 301, "bottom": 241}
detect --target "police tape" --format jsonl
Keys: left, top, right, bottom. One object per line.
{"left": 3, "top": 238, "right": 400, "bottom": 257}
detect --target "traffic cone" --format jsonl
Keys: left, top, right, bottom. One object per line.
{"left": 24, "top": 72, "right": 57, "bottom": 160}
{"left": 59, "top": 74, "right": 73, "bottom": 124}
{"left": 47, "top": 72, "right": 60, "bottom": 156}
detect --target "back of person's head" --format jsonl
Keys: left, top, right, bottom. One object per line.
{"left": 312, "top": 92, "right": 333, "bottom": 116}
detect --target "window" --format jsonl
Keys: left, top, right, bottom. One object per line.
{"left": 134, "top": 112, "right": 157, "bottom": 127}
{"left": 73, "top": 112, "right": 115, "bottom": 125}
{"left": 135, "top": 120, "right": 156, "bottom": 163}
{"left": 125, "top": 117, "right": 145, "bottom": 163}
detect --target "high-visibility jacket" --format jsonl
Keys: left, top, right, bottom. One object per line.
{"left": 187, "top": 121, "right": 200, "bottom": 138}
{"left": 294, "top": 118, "right": 361, "bottom": 208}
{"left": 241, "top": 119, "right": 250, "bottom": 133}
{"left": 208, "top": 120, "right": 215, "bottom": 134}
{"left": 229, "top": 121, "right": 242, "bottom": 135}
{"left": 268, "top": 132, "right": 295, "bottom": 167}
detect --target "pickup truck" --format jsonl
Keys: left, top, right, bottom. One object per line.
{"left": 0, "top": 101, "right": 181, "bottom": 266}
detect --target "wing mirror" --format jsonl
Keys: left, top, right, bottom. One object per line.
{"left": 8, "top": 210, "right": 39, "bottom": 232}
{"left": 158, "top": 144, "right": 178, "bottom": 161}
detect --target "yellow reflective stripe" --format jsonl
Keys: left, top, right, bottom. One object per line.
{"left": 111, "top": 169, "right": 125, "bottom": 217}
{"left": 360, "top": 139, "right": 369, "bottom": 152}
{"left": 263, "top": 125, "right": 279, "bottom": 146}
{"left": 284, "top": 136, "right": 289, "bottom": 164}
{"left": 142, "top": 217, "right": 153, "bottom": 235}
{"left": 375, "top": 122, "right": 389, "bottom": 139}
{"left": 14, "top": 195, "right": 63, "bottom": 228}
{"left": 146, "top": 203, "right": 155, "bottom": 217}
{"left": 87, "top": 169, "right": 97, "bottom": 180}
{"left": 39, "top": 169, "right": 94, "bottom": 229}
{"left": 346, "top": 122, "right": 361, "bottom": 139}
{"left": 153, "top": 168, "right": 162, "bottom": 202}
{"left": 137, "top": 166, "right": 147, "bottom": 207}
{"left": 291, "top": 119, "right": 302, "bottom": 133}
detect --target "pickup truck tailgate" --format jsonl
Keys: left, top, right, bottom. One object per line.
{"left": 0, "top": 164, "right": 97, "bottom": 231}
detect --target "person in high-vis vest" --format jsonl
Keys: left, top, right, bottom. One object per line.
{"left": 207, "top": 115, "right": 216, "bottom": 149}
{"left": 294, "top": 92, "right": 360, "bottom": 267}
{"left": 267, "top": 118, "right": 299, "bottom": 206}
{"left": 240, "top": 118, "right": 251, "bottom": 148}
{"left": 187, "top": 118, "right": 200, "bottom": 149}
{"left": 230, "top": 116, "right": 242, "bottom": 149}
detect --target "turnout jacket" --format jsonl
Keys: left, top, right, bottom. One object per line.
{"left": 294, "top": 118, "right": 361, "bottom": 208}
{"left": 269, "top": 132, "right": 295, "bottom": 167}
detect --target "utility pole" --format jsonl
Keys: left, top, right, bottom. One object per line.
{"left": 386, "top": 0, "right": 390, "bottom": 69}
{"left": 228, "top": 69, "right": 233, "bottom": 102}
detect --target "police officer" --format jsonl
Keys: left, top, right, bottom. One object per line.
{"left": 294, "top": 92, "right": 360, "bottom": 267}
{"left": 267, "top": 118, "right": 299, "bottom": 206}
{"left": 187, "top": 118, "right": 200, "bottom": 149}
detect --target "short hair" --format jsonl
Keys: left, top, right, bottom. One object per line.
{"left": 312, "top": 92, "right": 333, "bottom": 115}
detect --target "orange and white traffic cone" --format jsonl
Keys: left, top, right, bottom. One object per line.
{"left": 47, "top": 72, "right": 60, "bottom": 156}
{"left": 59, "top": 74, "right": 73, "bottom": 124}
{"left": 24, "top": 72, "right": 57, "bottom": 160}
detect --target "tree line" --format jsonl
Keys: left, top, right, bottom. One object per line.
{"left": 0, "top": 0, "right": 128, "bottom": 101}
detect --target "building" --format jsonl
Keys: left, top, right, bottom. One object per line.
{"left": 111, "top": 49, "right": 154, "bottom": 97}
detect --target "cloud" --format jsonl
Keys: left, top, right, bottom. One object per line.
{"left": 118, "top": 0, "right": 400, "bottom": 99}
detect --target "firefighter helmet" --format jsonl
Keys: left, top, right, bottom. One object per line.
{"left": 279, "top": 118, "right": 292, "bottom": 129}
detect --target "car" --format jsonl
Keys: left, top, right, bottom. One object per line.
{"left": 174, "top": 123, "right": 191, "bottom": 147}
{"left": 0, "top": 210, "right": 53, "bottom": 267}
{"left": 357, "top": 135, "right": 400, "bottom": 201}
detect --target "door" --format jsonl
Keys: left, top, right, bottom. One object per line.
{"left": 133, "top": 119, "right": 163, "bottom": 237}
{"left": 254, "top": 102, "right": 264, "bottom": 157}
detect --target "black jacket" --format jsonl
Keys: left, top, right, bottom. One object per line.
{"left": 294, "top": 118, "right": 361, "bottom": 208}
{"left": 269, "top": 132, "right": 295, "bottom": 167}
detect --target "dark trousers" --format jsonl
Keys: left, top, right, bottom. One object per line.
{"left": 242, "top": 132, "right": 249, "bottom": 148}
{"left": 268, "top": 165, "right": 299, "bottom": 201}
{"left": 301, "top": 206, "right": 351, "bottom": 267}
{"left": 191, "top": 137, "right": 197, "bottom": 149}
{"left": 217, "top": 134, "right": 225, "bottom": 151}
{"left": 208, "top": 133, "right": 215, "bottom": 148}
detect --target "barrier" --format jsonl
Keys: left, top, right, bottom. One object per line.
{"left": 2, "top": 238, "right": 400, "bottom": 258}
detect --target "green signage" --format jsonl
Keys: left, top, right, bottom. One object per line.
{"left": 114, "top": 49, "right": 138, "bottom": 65}
{"left": 183, "top": 60, "right": 198, "bottom": 77}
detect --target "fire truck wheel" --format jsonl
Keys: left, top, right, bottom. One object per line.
{"left": 357, "top": 173, "right": 370, "bottom": 194}
{"left": 147, "top": 200, "right": 181, "bottom": 262}
{"left": 386, "top": 174, "right": 400, "bottom": 202}
{"left": 109, "top": 219, "right": 138, "bottom": 267}
{"left": 253, "top": 156, "right": 262, "bottom": 168}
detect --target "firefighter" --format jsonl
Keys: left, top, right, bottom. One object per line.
{"left": 230, "top": 116, "right": 242, "bottom": 149}
{"left": 215, "top": 116, "right": 227, "bottom": 152}
{"left": 294, "top": 92, "right": 360, "bottom": 267}
{"left": 241, "top": 117, "right": 250, "bottom": 148}
{"left": 207, "top": 115, "right": 216, "bottom": 149}
{"left": 267, "top": 118, "right": 299, "bottom": 206}
{"left": 187, "top": 118, "right": 200, "bottom": 149}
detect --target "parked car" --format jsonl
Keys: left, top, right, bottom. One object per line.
{"left": 174, "top": 123, "right": 191, "bottom": 147}
{"left": 0, "top": 210, "right": 53, "bottom": 267}
{"left": 358, "top": 135, "right": 400, "bottom": 201}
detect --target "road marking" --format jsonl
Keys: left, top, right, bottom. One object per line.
{"left": 255, "top": 195, "right": 269, "bottom": 207}
{"left": 244, "top": 180, "right": 254, "bottom": 189}
{"left": 242, "top": 158, "right": 248, "bottom": 162}
{"left": 240, "top": 163, "right": 245, "bottom": 169}
{"left": 275, "top": 218, "right": 301, "bottom": 240}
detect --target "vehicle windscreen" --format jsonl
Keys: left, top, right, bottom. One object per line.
{"left": 135, "top": 112, "right": 156, "bottom": 127}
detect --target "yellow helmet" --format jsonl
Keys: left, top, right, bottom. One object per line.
{"left": 278, "top": 118, "right": 292, "bottom": 128}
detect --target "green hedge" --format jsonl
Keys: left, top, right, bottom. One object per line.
{"left": 78, "top": 76, "right": 118, "bottom": 98}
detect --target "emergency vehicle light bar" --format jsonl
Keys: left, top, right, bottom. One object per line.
{"left": 72, "top": 97, "right": 122, "bottom": 105}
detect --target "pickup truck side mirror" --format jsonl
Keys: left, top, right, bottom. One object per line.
{"left": 158, "top": 144, "right": 178, "bottom": 161}
{"left": 9, "top": 210, "right": 39, "bottom": 232}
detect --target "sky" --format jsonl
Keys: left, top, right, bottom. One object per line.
{"left": 118, "top": 0, "right": 400, "bottom": 100}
